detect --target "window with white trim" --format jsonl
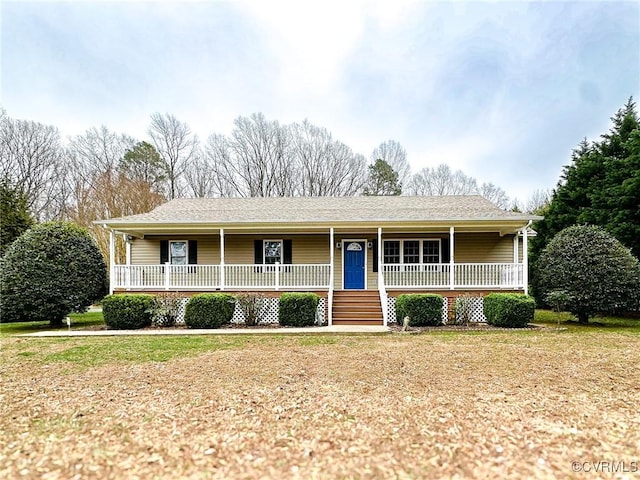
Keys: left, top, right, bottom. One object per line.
{"left": 422, "top": 240, "right": 441, "bottom": 264}
{"left": 403, "top": 240, "right": 420, "bottom": 264}
{"left": 169, "top": 241, "right": 188, "bottom": 265}
{"left": 383, "top": 239, "right": 441, "bottom": 264}
{"left": 383, "top": 240, "right": 400, "bottom": 264}
{"left": 263, "top": 240, "right": 282, "bottom": 265}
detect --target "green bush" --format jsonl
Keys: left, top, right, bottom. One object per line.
{"left": 395, "top": 294, "right": 443, "bottom": 326}
{"left": 102, "top": 294, "right": 155, "bottom": 329}
{"left": 537, "top": 225, "right": 640, "bottom": 323}
{"left": 0, "top": 221, "right": 108, "bottom": 326}
{"left": 484, "top": 293, "right": 535, "bottom": 328}
{"left": 184, "top": 293, "right": 236, "bottom": 328}
{"left": 278, "top": 293, "right": 319, "bottom": 327}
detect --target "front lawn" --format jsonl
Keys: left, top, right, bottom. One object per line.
{"left": 0, "top": 311, "right": 105, "bottom": 336}
{"left": 1, "top": 329, "right": 638, "bottom": 479}
{"left": 534, "top": 309, "right": 640, "bottom": 331}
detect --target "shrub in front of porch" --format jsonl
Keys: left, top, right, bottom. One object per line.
{"left": 395, "top": 294, "right": 444, "bottom": 327}
{"left": 184, "top": 293, "right": 236, "bottom": 328}
{"left": 278, "top": 293, "right": 319, "bottom": 327}
{"left": 483, "top": 293, "right": 534, "bottom": 328}
{"left": 102, "top": 294, "right": 154, "bottom": 329}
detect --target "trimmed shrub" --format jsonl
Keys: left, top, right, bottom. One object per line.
{"left": 537, "top": 225, "right": 640, "bottom": 323}
{"left": 279, "top": 293, "right": 319, "bottom": 327}
{"left": 0, "top": 221, "right": 108, "bottom": 326}
{"left": 184, "top": 293, "right": 236, "bottom": 328}
{"left": 484, "top": 293, "right": 535, "bottom": 328}
{"left": 395, "top": 294, "right": 443, "bottom": 326}
{"left": 102, "top": 294, "right": 155, "bottom": 330}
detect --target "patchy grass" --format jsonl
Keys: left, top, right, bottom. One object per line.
{"left": 534, "top": 309, "right": 640, "bottom": 332}
{"left": 1, "top": 335, "right": 253, "bottom": 369}
{"left": 0, "top": 311, "right": 105, "bottom": 336}
{"left": 1, "top": 330, "right": 639, "bottom": 479}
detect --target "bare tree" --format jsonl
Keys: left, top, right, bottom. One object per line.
{"left": 183, "top": 148, "right": 219, "bottom": 198}
{"left": 290, "top": 120, "right": 366, "bottom": 196}
{"left": 201, "top": 133, "right": 240, "bottom": 197}
{"left": 408, "top": 164, "right": 478, "bottom": 195}
{"left": 69, "top": 171, "right": 164, "bottom": 265}
{"left": 514, "top": 188, "right": 552, "bottom": 214}
{"left": 371, "top": 140, "right": 411, "bottom": 188}
{"left": 223, "top": 113, "right": 294, "bottom": 197}
{"left": 148, "top": 113, "right": 198, "bottom": 199}
{"left": 407, "top": 163, "right": 511, "bottom": 209}
{"left": 478, "top": 182, "right": 510, "bottom": 209}
{"left": 0, "top": 113, "right": 67, "bottom": 220}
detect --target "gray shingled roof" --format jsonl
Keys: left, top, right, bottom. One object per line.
{"left": 99, "top": 196, "right": 540, "bottom": 226}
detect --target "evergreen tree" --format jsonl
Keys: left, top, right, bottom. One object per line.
{"left": 363, "top": 159, "right": 402, "bottom": 196}
{"left": 0, "top": 180, "right": 34, "bottom": 256}
{"left": 531, "top": 98, "right": 640, "bottom": 302}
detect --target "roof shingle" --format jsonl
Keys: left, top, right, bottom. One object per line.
{"left": 99, "top": 196, "right": 539, "bottom": 226}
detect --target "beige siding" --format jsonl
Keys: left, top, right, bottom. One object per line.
{"left": 131, "top": 236, "right": 220, "bottom": 265}
{"left": 224, "top": 234, "right": 331, "bottom": 264}
{"left": 454, "top": 233, "right": 515, "bottom": 263}
{"left": 133, "top": 234, "right": 332, "bottom": 265}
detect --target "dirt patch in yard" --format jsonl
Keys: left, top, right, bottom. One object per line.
{"left": 1, "top": 331, "right": 639, "bottom": 479}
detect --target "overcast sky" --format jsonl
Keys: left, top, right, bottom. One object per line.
{"left": 2, "top": 0, "right": 638, "bottom": 203}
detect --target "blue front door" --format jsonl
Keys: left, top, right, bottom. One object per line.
{"left": 344, "top": 242, "right": 365, "bottom": 289}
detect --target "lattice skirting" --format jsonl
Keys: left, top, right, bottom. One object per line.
{"left": 174, "top": 296, "right": 326, "bottom": 326}
{"left": 453, "top": 296, "right": 486, "bottom": 323}
{"left": 386, "top": 295, "right": 486, "bottom": 324}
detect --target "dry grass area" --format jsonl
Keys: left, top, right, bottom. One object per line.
{"left": 1, "top": 330, "right": 639, "bottom": 479}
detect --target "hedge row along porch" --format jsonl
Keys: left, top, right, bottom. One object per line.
{"left": 97, "top": 196, "right": 541, "bottom": 326}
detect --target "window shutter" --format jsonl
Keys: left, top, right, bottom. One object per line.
{"left": 372, "top": 239, "right": 378, "bottom": 273}
{"left": 441, "top": 238, "right": 450, "bottom": 263}
{"left": 254, "top": 240, "right": 263, "bottom": 264}
{"left": 160, "top": 240, "right": 169, "bottom": 264}
{"left": 283, "top": 240, "right": 292, "bottom": 264}
{"left": 188, "top": 240, "right": 198, "bottom": 264}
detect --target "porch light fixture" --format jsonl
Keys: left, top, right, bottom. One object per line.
{"left": 367, "top": 241, "right": 373, "bottom": 249}
{"left": 336, "top": 242, "right": 342, "bottom": 249}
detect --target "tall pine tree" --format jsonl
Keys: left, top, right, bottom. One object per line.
{"left": 531, "top": 98, "right": 640, "bottom": 301}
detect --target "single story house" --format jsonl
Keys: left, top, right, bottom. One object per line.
{"left": 97, "top": 196, "right": 541, "bottom": 326}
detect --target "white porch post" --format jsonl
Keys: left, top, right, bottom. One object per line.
{"left": 513, "top": 234, "right": 519, "bottom": 264}
{"left": 124, "top": 234, "right": 131, "bottom": 290}
{"left": 328, "top": 227, "right": 334, "bottom": 326}
{"left": 108, "top": 229, "right": 115, "bottom": 295}
{"left": 449, "top": 227, "right": 455, "bottom": 290}
{"left": 125, "top": 236, "right": 131, "bottom": 265}
{"left": 220, "top": 228, "right": 225, "bottom": 291}
{"left": 378, "top": 227, "right": 383, "bottom": 288}
{"left": 378, "top": 227, "right": 388, "bottom": 326}
{"left": 522, "top": 222, "right": 530, "bottom": 295}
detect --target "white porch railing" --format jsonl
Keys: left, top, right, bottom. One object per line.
{"left": 382, "top": 263, "right": 524, "bottom": 289}
{"left": 113, "top": 263, "right": 331, "bottom": 290}
{"left": 114, "top": 262, "right": 523, "bottom": 291}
